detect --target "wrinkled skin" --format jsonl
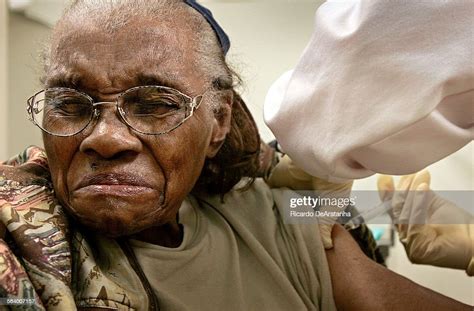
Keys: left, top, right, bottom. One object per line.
{"left": 42, "top": 17, "right": 231, "bottom": 245}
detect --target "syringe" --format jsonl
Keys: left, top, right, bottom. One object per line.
{"left": 344, "top": 200, "right": 392, "bottom": 229}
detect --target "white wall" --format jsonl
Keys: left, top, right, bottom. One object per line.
{"left": 7, "top": 12, "right": 48, "bottom": 155}
{"left": 207, "top": 2, "right": 323, "bottom": 141}
{"left": 0, "top": 1, "right": 8, "bottom": 159}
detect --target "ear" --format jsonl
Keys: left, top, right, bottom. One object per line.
{"left": 206, "top": 92, "right": 232, "bottom": 158}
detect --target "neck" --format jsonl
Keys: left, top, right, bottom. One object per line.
{"left": 131, "top": 221, "right": 183, "bottom": 247}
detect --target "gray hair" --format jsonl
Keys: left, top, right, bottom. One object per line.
{"left": 42, "top": 0, "right": 233, "bottom": 96}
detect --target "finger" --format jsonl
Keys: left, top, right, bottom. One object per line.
{"left": 377, "top": 175, "right": 394, "bottom": 201}
{"left": 409, "top": 170, "right": 431, "bottom": 191}
{"left": 319, "top": 224, "right": 334, "bottom": 249}
{"left": 399, "top": 183, "right": 422, "bottom": 226}
{"left": 406, "top": 183, "right": 430, "bottom": 232}
{"left": 392, "top": 174, "right": 417, "bottom": 221}
{"left": 287, "top": 156, "right": 314, "bottom": 182}
{"left": 267, "top": 156, "right": 312, "bottom": 189}
{"left": 396, "top": 174, "right": 417, "bottom": 191}
{"left": 311, "top": 173, "right": 353, "bottom": 193}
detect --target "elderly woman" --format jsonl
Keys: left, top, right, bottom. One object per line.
{"left": 0, "top": 1, "right": 470, "bottom": 310}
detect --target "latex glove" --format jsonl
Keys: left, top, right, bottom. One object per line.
{"left": 267, "top": 155, "right": 353, "bottom": 249}
{"left": 256, "top": 141, "right": 279, "bottom": 180}
{"left": 377, "top": 171, "right": 474, "bottom": 275}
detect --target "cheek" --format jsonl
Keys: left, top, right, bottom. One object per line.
{"left": 43, "top": 135, "right": 81, "bottom": 201}
{"left": 152, "top": 122, "right": 212, "bottom": 196}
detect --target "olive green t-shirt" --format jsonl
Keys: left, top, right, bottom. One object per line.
{"left": 130, "top": 179, "right": 336, "bottom": 311}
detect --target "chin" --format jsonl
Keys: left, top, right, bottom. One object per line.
{"left": 63, "top": 200, "right": 169, "bottom": 238}
{"left": 74, "top": 213, "right": 158, "bottom": 238}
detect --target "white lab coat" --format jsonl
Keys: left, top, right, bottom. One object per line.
{"left": 264, "top": 0, "right": 473, "bottom": 182}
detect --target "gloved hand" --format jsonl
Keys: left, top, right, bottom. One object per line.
{"left": 267, "top": 155, "right": 353, "bottom": 249}
{"left": 377, "top": 171, "right": 474, "bottom": 275}
{"left": 256, "top": 141, "right": 279, "bottom": 180}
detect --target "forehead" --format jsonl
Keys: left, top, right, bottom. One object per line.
{"left": 46, "top": 17, "right": 204, "bottom": 94}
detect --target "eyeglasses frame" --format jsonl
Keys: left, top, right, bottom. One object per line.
{"left": 26, "top": 85, "right": 204, "bottom": 137}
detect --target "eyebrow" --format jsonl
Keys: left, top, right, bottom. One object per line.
{"left": 45, "top": 74, "right": 82, "bottom": 89}
{"left": 136, "top": 74, "right": 184, "bottom": 91}
{"left": 46, "top": 73, "right": 186, "bottom": 93}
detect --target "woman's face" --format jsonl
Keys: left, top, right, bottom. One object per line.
{"left": 43, "top": 18, "right": 229, "bottom": 237}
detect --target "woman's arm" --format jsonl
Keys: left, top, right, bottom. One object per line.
{"left": 325, "top": 225, "right": 471, "bottom": 311}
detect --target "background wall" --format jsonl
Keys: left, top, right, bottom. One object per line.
{"left": 7, "top": 11, "right": 48, "bottom": 153}
{"left": 0, "top": 1, "right": 7, "bottom": 160}
{"left": 3, "top": 0, "right": 473, "bottom": 305}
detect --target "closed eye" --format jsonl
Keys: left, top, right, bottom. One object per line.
{"left": 49, "top": 100, "right": 91, "bottom": 116}
{"left": 133, "top": 102, "right": 179, "bottom": 115}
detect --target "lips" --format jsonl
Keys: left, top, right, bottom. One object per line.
{"left": 74, "top": 173, "right": 155, "bottom": 196}
{"left": 77, "top": 173, "right": 152, "bottom": 189}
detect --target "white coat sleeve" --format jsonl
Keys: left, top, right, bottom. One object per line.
{"left": 264, "top": 0, "right": 473, "bottom": 182}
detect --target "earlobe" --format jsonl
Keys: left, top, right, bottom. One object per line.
{"left": 206, "top": 96, "right": 232, "bottom": 158}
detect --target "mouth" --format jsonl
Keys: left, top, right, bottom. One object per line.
{"left": 75, "top": 173, "right": 155, "bottom": 196}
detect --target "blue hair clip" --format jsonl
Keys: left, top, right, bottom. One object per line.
{"left": 184, "top": 0, "right": 231, "bottom": 55}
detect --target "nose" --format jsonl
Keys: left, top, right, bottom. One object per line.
{"left": 79, "top": 103, "right": 142, "bottom": 159}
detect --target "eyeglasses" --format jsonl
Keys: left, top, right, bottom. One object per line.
{"left": 27, "top": 85, "right": 204, "bottom": 137}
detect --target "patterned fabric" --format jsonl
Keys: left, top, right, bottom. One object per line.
{"left": 71, "top": 231, "right": 151, "bottom": 310}
{"left": 0, "top": 147, "right": 75, "bottom": 310}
